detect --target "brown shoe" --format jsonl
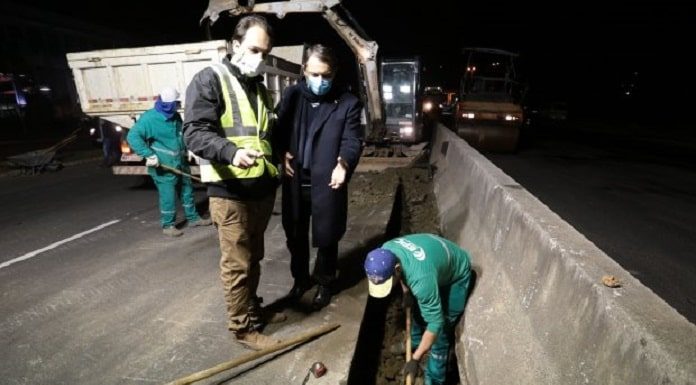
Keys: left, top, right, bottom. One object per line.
{"left": 235, "top": 330, "right": 281, "bottom": 351}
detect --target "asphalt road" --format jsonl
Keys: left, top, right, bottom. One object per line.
{"left": 485, "top": 121, "right": 696, "bottom": 324}
{"left": 0, "top": 164, "right": 271, "bottom": 384}
{"left": 2, "top": 129, "right": 694, "bottom": 383}
{"left": 0, "top": 160, "right": 393, "bottom": 385}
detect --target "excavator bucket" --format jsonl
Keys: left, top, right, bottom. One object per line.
{"left": 201, "top": 0, "right": 255, "bottom": 24}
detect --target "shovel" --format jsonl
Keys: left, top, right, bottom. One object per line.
{"left": 159, "top": 164, "right": 202, "bottom": 182}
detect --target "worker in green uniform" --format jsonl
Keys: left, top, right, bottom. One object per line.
{"left": 364, "top": 233, "right": 472, "bottom": 385}
{"left": 127, "top": 87, "right": 212, "bottom": 237}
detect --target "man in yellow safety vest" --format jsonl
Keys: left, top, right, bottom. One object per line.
{"left": 183, "top": 15, "right": 285, "bottom": 351}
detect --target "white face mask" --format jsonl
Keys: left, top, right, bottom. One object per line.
{"left": 232, "top": 50, "right": 264, "bottom": 77}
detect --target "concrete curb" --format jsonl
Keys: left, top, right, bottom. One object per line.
{"left": 429, "top": 124, "right": 696, "bottom": 384}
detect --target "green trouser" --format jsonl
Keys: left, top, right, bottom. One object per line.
{"left": 411, "top": 276, "right": 470, "bottom": 385}
{"left": 151, "top": 168, "right": 200, "bottom": 228}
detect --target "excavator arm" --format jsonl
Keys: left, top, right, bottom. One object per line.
{"left": 202, "top": 0, "right": 385, "bottom": 142}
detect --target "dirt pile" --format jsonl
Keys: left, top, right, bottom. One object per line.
{"left": 350, "top": 162, "right": 439, "bottom": 236}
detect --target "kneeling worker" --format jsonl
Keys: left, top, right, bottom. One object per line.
{"left": 364, "top": 233, "right": 472, "bottom": 385}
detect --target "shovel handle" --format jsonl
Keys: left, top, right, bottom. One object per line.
{"left": 164, "top": 323, "right": 340, "bottom": 385}
{"left": 159, "top": 164, "right": 202, "bottom": 182}
{"left": 406, "top": 306, "right": 412, "bottom": 385}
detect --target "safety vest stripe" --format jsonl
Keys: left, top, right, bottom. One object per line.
{"left": 226, "top": 69, "right": 257, "bottom": 128}
{"left": 209, "top": 63, "right": 245, "bottom": 132}
{"left": 225, "top": 126, "right": 258, "bottom": 137}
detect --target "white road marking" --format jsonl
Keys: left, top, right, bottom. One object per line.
{"left": 0, "top": 220, "right": 120, "bottom": 270}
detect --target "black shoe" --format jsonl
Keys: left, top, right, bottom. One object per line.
{"left": 288, "top": 280, "right": 311, "bottom": 301}
{"left": 312, "top": 285, "right": 332, "bottom": 310}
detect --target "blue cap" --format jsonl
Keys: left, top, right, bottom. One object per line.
{"left": 364, "top": 248, "right": 397, "bottom": 298}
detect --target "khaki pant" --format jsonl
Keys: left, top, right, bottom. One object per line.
{"left": 210, "top": 192, "right": 275, "bottom": 333}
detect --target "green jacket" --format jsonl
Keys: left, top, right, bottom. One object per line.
{"left": 127, "top": 109, "right": 190, "bottom": 178}
{"left": 382, "top": 234, "right": 471, "bottom": 335}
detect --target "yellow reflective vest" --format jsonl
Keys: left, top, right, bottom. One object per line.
{"left": 199, "top": 62, "right": 278, "bottom": 183}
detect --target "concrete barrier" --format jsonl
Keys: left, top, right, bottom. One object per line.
{"left": 429, "top": 124, "right": 696, "bottom": 384}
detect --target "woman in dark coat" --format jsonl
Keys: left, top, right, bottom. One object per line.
{"left": 273, "top": 44, "right": 363, "bottom": 309}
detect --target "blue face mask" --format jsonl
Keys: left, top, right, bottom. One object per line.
{"left": 306, "top": 76, "right": 332, "bottom": 96}
{"left": 155, "top": 98, "right": 178, "bottom": 119}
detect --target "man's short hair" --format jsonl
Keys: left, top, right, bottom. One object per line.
{"left": 304, "top": 44, "right": 338, "bottom": 71}
{"left": 232, "top": 15, "right": 274, "bottom": 46}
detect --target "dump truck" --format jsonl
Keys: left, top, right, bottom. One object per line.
{"left": 455, "top": 47, "right": 524, "bottom": 152}
{"left": 66, "top": 40, "right": 303, "bottom": 175}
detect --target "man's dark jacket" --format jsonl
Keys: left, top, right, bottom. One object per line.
{"left": 273, "top": 81, "right": 363, "bottom": 247}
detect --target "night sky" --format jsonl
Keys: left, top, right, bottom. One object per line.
{"left": 15, "top": 0, "right": 696, "bottom": 118}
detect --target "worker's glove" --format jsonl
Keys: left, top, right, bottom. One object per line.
{"left": 145, "top": 155, "right": 160, "bottom": 167}
{"left": 402, "top": 291, "right": 415, "bottom": 309}
{"left": 402, "top": 358, "right": 420, "bottom": 380}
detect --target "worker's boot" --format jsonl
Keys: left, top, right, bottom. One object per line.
{"left": 162, "top": 226, "right": 183, "bottom": 237}
{"left": 235, "top": 330, "right": 281, "bottom": 351}
{"left": 189, "top": 218, "right": 212, "bottom": 226}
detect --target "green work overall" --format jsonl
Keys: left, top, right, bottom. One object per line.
{"left": 383, "top": 234, "right": 472, "bottom": 385}
{"left": 127, "top": 109, "right": 201, "bottom": 228}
